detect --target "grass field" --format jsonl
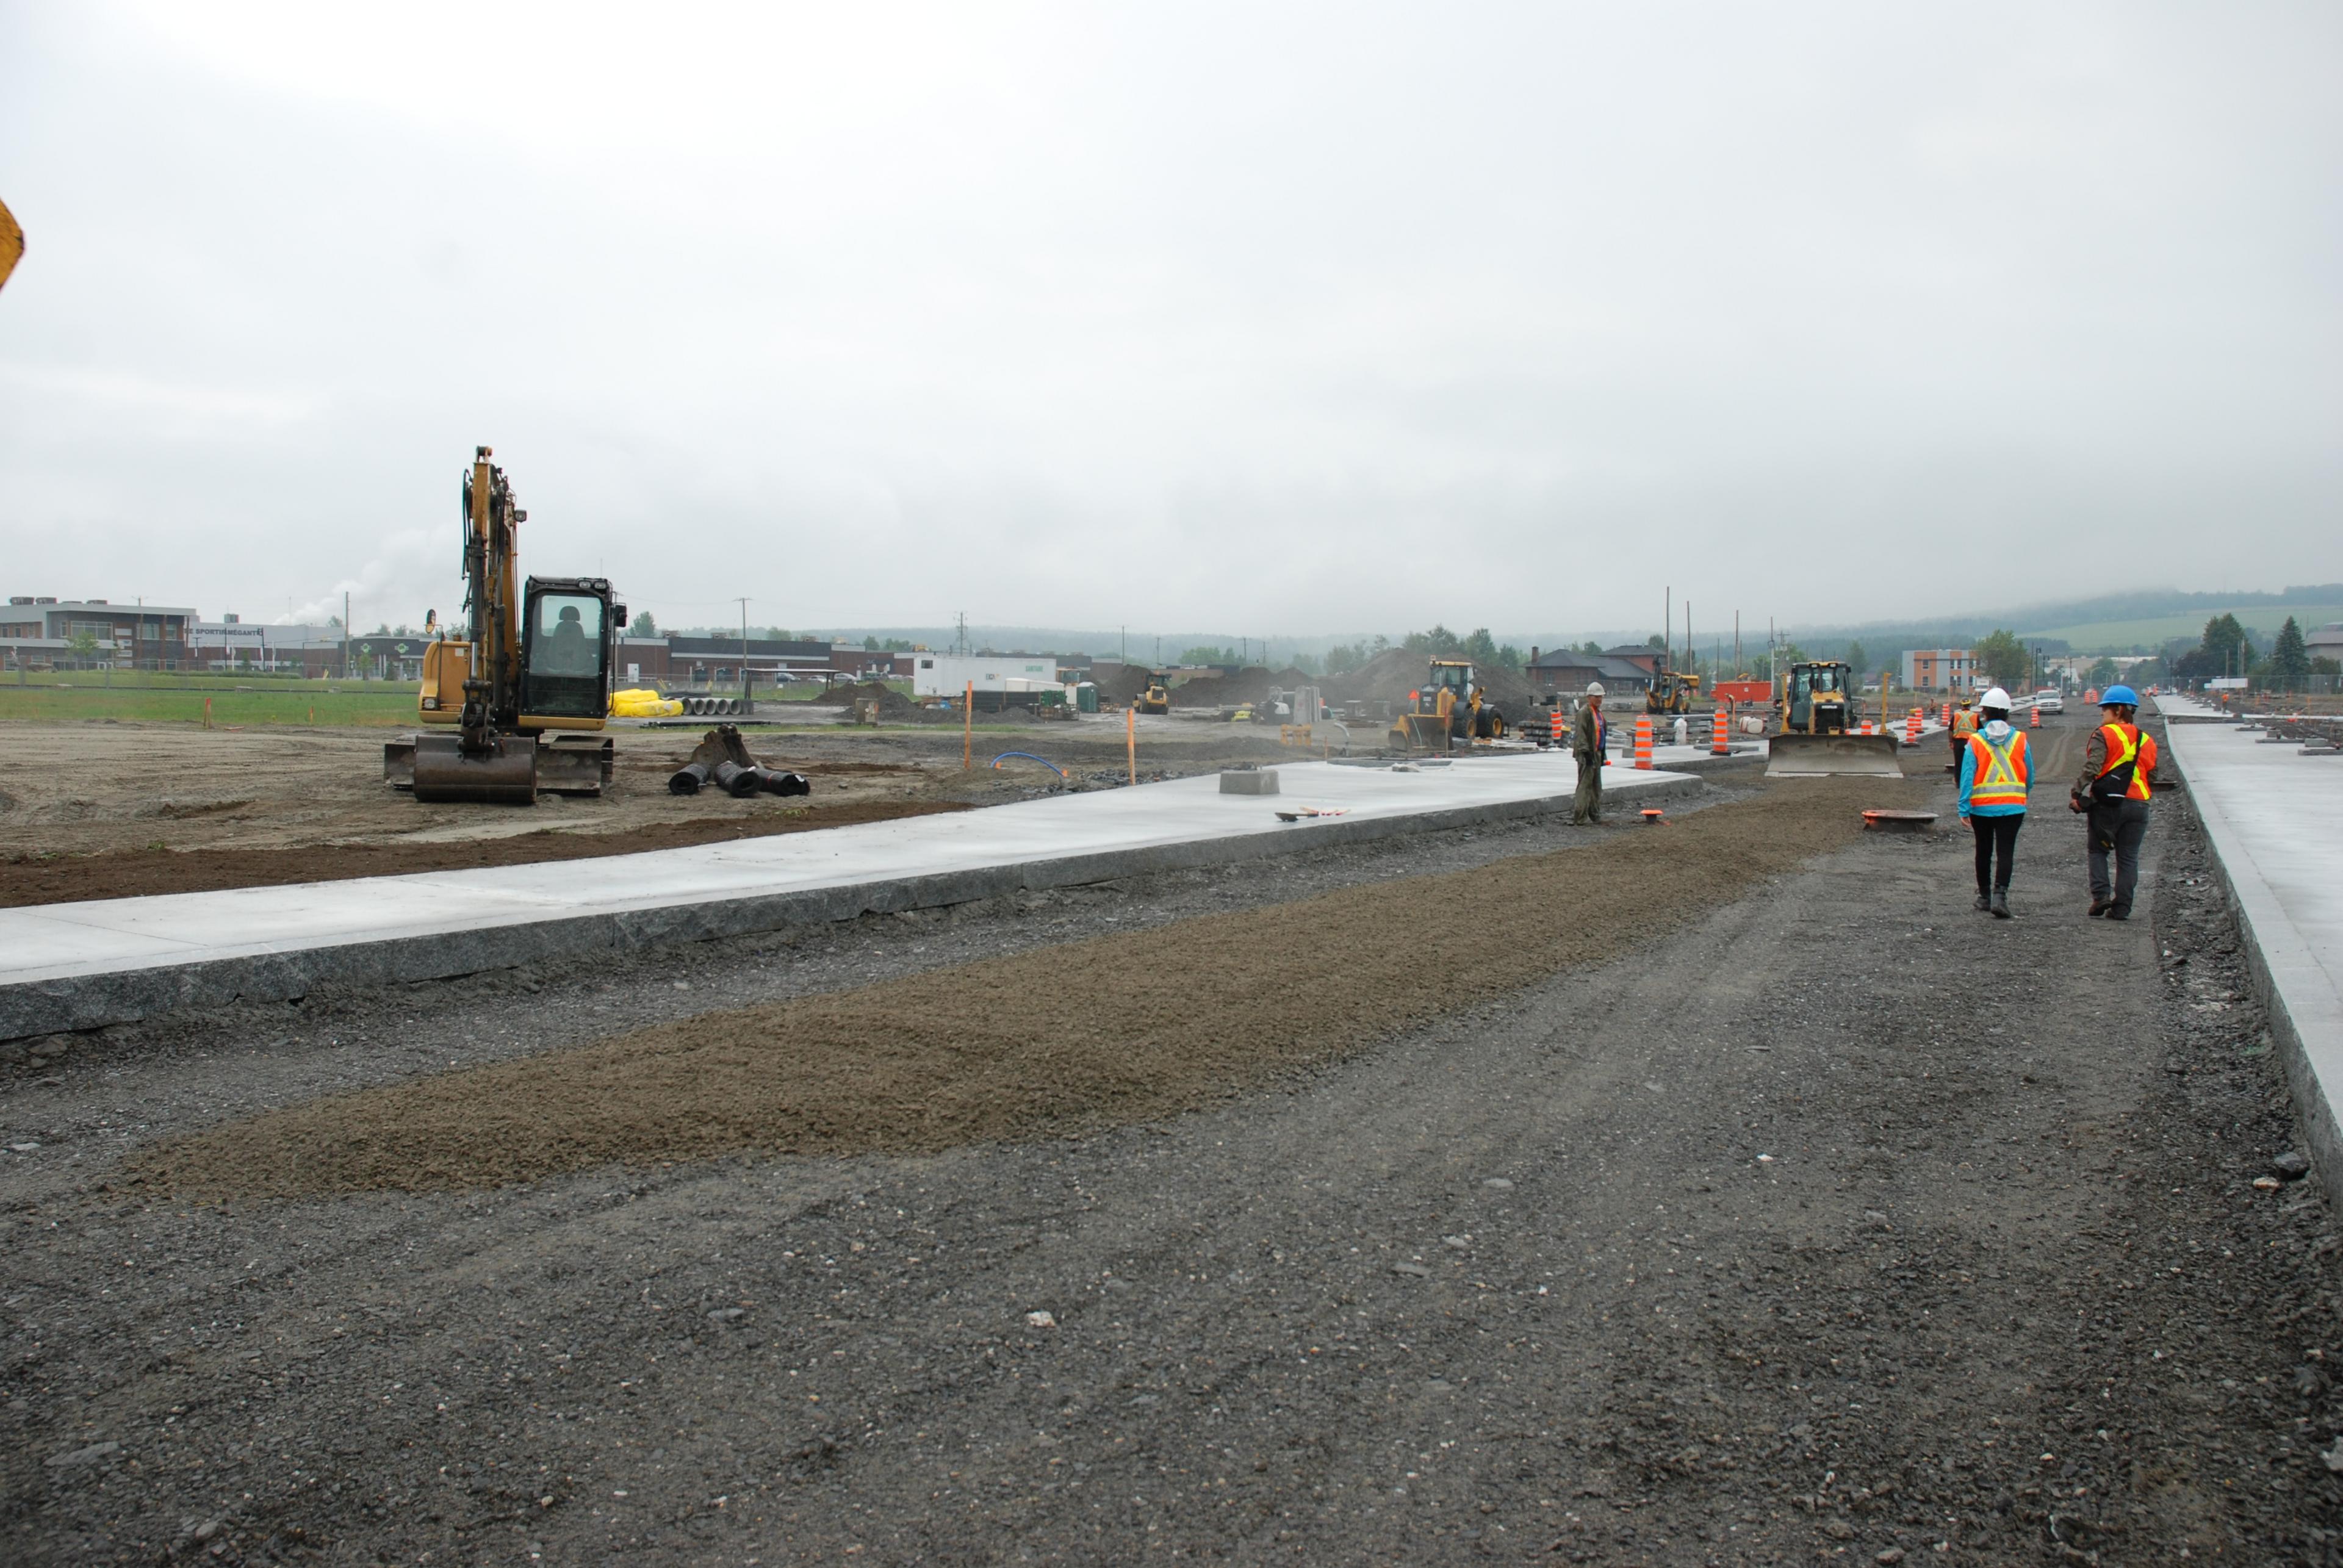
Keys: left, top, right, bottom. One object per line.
{"left": 0, "top": 679, "right": 422, "bottom": 727}
{"left": 0, "top": 674, "right": 913, "bottom": 727}
{"left": 2017, "top": 604, "right": 2343, "bottom": 653}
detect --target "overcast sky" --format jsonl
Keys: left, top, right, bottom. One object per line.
{"left": 1, "top": 2, "right": 2337, "bottom": 638}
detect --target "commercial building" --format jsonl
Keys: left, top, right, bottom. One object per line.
{"left": 1900, "top": 648, "right": 1982, "bottom": 692}
{"left": 1, "top": 596, "right": 196, "bottom": 670}
{"left": 188, "top": 617, "right": 350, "bottom": 676}
{"left": 1524, "top": 647, "right": 1655, "bottom": 697}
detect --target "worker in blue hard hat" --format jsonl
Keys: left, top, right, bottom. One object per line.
{"left": 2067, "top": 683, "right": 2159, "bottom": 919}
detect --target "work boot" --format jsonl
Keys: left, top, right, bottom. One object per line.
{"left": 1990, "top": 889, "right": 2012, "bottom": 920}
{"left": 2104, "top": 905, "right": 2131, "bottom": 922}
{"left": 2087, "top": 898, "right": 2111, "bottom": 917}
{"left": 1973, "top": 892, "right": 1991, "bottom": 912}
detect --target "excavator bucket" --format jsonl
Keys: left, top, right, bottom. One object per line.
{"left": 1765, "top": 732, "right": 1905, "bottom": 778}
{"left": 408, "top": 732, "right": 539, "bottom": 804}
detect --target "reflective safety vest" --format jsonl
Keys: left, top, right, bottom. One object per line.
{"left": 2092, "top": 722, "right": 2157, "bottom": 801}
{"left": 1951, "top": 708, "right": 1980, "bottom": 739}
{"left": 1964, "top": 729, "right": 2030, "bottom": 809}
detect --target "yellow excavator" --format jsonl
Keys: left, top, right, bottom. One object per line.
{"left": 1136, "top": 671, "right": 1173, "bottom": 715}
{"left": 1766, "top": 660, "right": 1901, "bottom": 777}
{"left": 1389, "top": 658, "right": 1506, "bottom": 751}
{"left": 383, "top": 448, "right": 624, "bottom": 802}
{"left": 0, "top": 198, "right": 23, "bottom": 295}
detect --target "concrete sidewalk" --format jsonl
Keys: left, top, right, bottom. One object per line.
{"left": 2162, "top": 717, "right": 2343, "bottom": 1203}
{"left": 0, "top": 752, "right": 1705, "bottom": 1042}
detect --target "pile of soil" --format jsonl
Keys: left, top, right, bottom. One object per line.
{"left": 1320, "top": 647, "right": 1539, "bottom": 714}
{"left": 139, "top": 775, "right": 1918, "bottom": 1196}
{"left": 825, "top": 680, "right": 926, "bottom": 720}
{"left": 1167, "top": 666, "right": 1311, "bottom": 710}
{"left": 0, "top": 799, "right": 970, "bottom": 908}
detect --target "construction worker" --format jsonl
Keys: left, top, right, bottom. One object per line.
{"left": 1571, "top": 681, "right": 1608, "bottom": 824}
{"left": 1957, "top": 686, "right": 2031, "bottom": 919}
{"left": 1946, "top": 691, "right": 1980, "bottom": 771}
{"left": 2068, "top": 683, "right": 2159, "bottom": 919}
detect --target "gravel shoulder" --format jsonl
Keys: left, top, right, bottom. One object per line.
{"left": 2, "top": 720, "right": 2338, "bottom": 1564}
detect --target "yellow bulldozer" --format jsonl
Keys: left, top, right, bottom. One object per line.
{"left": 382, "top": 448, "right": 624, "bottom": 802}
{"left": 1766, "top": 660, "right": 1901, "bottom": 777}
{"left": 1388, "top": 658, "right": 1506, "bottom": 752}
{"left": 1135, "top": 671, "right": 1172, "bottom": 715}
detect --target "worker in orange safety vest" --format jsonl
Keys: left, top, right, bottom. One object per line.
{"left": 1946, "top": 692, "right": 1981, "bottom": 772}
{"left": 2067, "top": 684, "right": 2160, "bottom": 920}
{"left": 1957, "top": 686, "right": 2031, "bottom": 919}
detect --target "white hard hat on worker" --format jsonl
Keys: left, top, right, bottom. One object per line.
{"left": 1584, "top": 681, "right": 1605, "bottom": 697}
{"left": 1979, "top": 686, "right": 2012, "bottom": 713}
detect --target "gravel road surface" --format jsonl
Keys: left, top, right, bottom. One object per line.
{"left": 4, "top": 720, "right": 2339, "bottom": 1564}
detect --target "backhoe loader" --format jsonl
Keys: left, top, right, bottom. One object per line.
{"left": 382, "top": 448, "right": 625, "bottom": 802}
{"left": 1388, "top": 659, "right": 1506, "bottom": 751}
{"left": 1766, "top": 660, "right": 1901, "bottom": 777}
{"left": 1645, "top": 666, "right": 1701, "bottom": 714}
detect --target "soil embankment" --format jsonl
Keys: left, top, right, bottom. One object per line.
{"left": 140, "top": 775, "right": 1914, "bottom": 1196}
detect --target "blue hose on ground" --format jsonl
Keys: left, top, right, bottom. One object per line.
{"left": 990, "top": 751, "right": 1067, "bottom": 777}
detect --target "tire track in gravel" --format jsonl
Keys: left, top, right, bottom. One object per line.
{"left": 135, "top": 775, "right": 1923, "bottom": 1197}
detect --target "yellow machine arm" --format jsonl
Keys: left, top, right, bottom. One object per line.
{"left": 0, "top": 198, "right": 24, "bottom": 294}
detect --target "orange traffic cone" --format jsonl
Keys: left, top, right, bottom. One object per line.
{"left": 1904, "top": 707, "right": 1922, "bottom": 745}
{"left": 2029, "top": 703, "right": 2040, "bottom": 729}
{"left": 1710, "top": 707, "right": 1729, "bottom": 756}
{"left": 1633, "top": 713, "right": 1654, "bottom": 770}
{"left": 1550, "top": 707, "right": 1565, "bottom": 746}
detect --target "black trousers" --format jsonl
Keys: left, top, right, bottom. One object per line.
{"left": 1971, "top": 813, "right": 2022, "bottom": 893}
{"left": 2088, "top": 800, "right": 2151, "bottom": 913}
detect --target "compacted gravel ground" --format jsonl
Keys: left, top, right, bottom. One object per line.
{"left": 3, "top": 719, "right": 2339, "bottom": 1564}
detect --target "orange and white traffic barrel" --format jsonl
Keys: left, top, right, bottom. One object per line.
{"left": 1633, "top": 713, "right": 1654, "bottom": 769}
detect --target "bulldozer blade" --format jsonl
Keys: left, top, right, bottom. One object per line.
{"left": 1765, "top": 732, "right": 1905, "bottom": 778}
{"left": 410, "top": 732, "right": 539, "bottom": 804}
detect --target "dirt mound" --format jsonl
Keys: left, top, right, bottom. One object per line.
{"left": 1167, "top": 666, "right": 1315, "bottom": 709}
{"left": 1320, "top": 648, "right": 1539, "bottom": 714}
{"left": 827, "top": 680, "right": 924, "bottom": 719}
{"left": 137, "top": 777, "right": 1917, "bottom": 1197}
{"left": 0, "top": 799, "right": 969, "bottom": 908}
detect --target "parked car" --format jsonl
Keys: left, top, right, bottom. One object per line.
{"left": 2034, "top": 688, "right": 2064, "bottom": 714}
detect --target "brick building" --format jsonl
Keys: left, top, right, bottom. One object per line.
{"left": 1899, "top": 648, "right": 1981, "bottom": 692}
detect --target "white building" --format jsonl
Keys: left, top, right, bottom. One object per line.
{"left": 910, "top": 652, "right": 1060, "bottom": 699}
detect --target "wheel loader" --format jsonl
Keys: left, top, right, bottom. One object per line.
{"left": 1645, "top": 667, "right": 1701, "bottom": 714}
{"left": 382, "top": 448, "right": 625, "bottom": 802}
{"left": 1388, "top": 658, "right": 1506, "bottom": 752}
{"left": 1765, "top": 660, "right": 1902, "bottom": 777}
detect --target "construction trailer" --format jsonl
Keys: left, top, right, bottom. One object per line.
{"left": 910, "top": 653, "right": 1060, "bottom": 700}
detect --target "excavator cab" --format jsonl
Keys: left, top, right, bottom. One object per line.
{"left": 519, "top": 578, "right": 620, "bottom": 719}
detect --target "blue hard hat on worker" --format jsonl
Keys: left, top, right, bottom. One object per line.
{"left": 2098, "top": 685, "right": 2139, "bottom": 708}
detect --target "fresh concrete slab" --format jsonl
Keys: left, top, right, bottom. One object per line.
{"left": 2162, "top": 718, "right": 2343, "bottom": 1207}
{"left": 0, "top": 753, "right": 1704, "bottom": 1041}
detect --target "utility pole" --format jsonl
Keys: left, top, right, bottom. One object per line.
{"left": 735, "top": 597, "right": 752, "bottom": 697}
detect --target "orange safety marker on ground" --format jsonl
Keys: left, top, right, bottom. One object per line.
{"left": 963, "top": 681, "right": 974, "bottom": 770}
{"left": 1940, "top": 702, "right": 1952, "bottom": 728}
{"left": 2029, "top": 703, "right": 2040, "bottom": 729}
{"left": 1904, "top": 707, "right": 1923, "bottom": 745}
{"left": 1710, "top": 707, "right": 1729, "bottom": 755}
{"left": 203, "top": 696, "right": 212, "bottom": 730}
{"left": 1550, "top": 708, "right": 1565, "bottom": 746}
{"left": 1126, "top": 704, "right": 1137, "bottom": 786}
{"left": 1632, "top": 712, "right": 1654, "bottom": 769}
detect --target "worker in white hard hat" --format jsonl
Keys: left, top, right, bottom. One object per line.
{"left": 1571, "top": 680, "right": 1608, "bottom": 824}
{"left": 1957, "top": 685, "right": 2032, "bottom": 918}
